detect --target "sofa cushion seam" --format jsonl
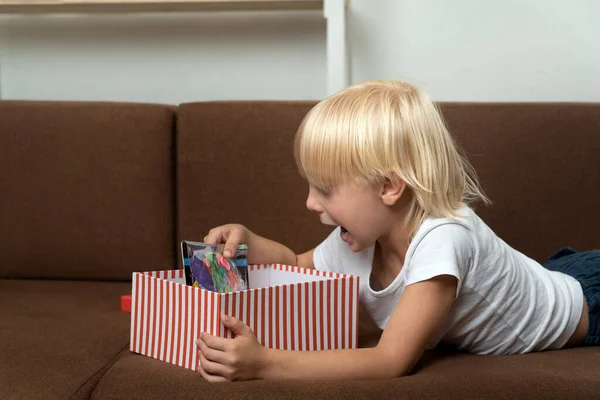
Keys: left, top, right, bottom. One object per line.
{"left": 68, "top": 343, "right": 130, "bottom": 400}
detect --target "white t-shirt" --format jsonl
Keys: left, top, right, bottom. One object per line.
{"left": 313, "top": 206, "right": 584, "bottom": 355}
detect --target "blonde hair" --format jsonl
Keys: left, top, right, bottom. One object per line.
{"left": 294, "top": 79, "right": 490, "bottom": 239}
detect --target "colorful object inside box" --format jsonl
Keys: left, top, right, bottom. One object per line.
{"left": 182, "top": 241, "right": 249, "bottom": 293}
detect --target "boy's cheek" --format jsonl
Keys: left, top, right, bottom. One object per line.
{"left": 319, "top": 214, "right": 337, "bottom": 226}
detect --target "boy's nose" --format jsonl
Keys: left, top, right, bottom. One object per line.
{"left": 306, "top": 188, "right": 323, "bottom": 213}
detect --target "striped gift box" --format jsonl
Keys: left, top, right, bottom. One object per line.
{"left": 130, "top": 264, "right": 360, "bottom": 372}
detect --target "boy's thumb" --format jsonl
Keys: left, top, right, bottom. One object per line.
{"left": 221, "top": 315, "right": 252, "bottom": 337}
{"left": 223, "top": 229, "right": 243, "bottom": 258}
{"left": 223, "top": 248, "right": 234, "bottom": 258}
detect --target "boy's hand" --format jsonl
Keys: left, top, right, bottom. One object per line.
{"left": 204, "top": 223, "right": 301, "bottom": 267}
{"left": 204, "top": 224, "right": 249, "bottom": 258}
{"left": 196, "top": 314, "right": 267, "bottom": 382}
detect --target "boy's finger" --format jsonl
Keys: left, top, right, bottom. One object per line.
{"left": 203, "top": 228, "right": 223, "bottom": 244}
{"left": 197, "top": 338, "right": 228, "bottom": 364}
{"left": 223, "top": 229, "right": 243, "bottom": 258}
{"left": 198, "top": 351, "right": 229, "bottom": 381}
{"left": 198, "top": 364, "right": 227, "bottom": 383}
{"left": 200, "top": 333, "right": 227, "bottom": 351}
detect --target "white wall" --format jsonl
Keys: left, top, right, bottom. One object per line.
{"left": 0, "top": 11, "right": 327, "bottom": 103}
{"left": 0, "top": 0, "right": 599, "bottom": 103}
{"left": 349, "top": 0, "right": 600, "bottom": 101}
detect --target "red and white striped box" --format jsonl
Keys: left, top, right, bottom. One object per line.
{"left": 130, "top": 264, "right": 359, "bottom": 372}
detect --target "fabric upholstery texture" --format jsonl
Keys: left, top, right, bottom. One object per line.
{"left": 0, "top": 101, "right": 176, "bottom": 281}
{"left": 0, "top": 279, "right": 131, "bottom": 399}
{"left": 2, "top": 100, "right": 599, "bottom": 399}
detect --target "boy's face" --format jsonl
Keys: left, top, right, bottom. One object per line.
{"left": 306, "top": 181, "right": 392, "bottom": 252}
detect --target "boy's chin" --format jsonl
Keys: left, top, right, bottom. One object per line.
{"left": 340, "top": 230, "right": 374, "bottom": 252}
{"left": 346, "top": 240, "right": 370, "bottom": 253}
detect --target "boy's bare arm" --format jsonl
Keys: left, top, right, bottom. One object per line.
{"left": 296, "top": 249, "right": 315, "bottom": 269}
{"left": 244, "top": 230, "right": 297, "bottom": 265}
{"left": 258, "top": 275, "right": 457, "bottom": 380}
{"left": 244, "top": 230, "right": 315, "bottom": 268}
{"left": 197, "top": 275, "right": 457, "bottom": 381}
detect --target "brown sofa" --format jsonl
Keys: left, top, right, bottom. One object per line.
{"left": 1, "top": 100, "right": 598, "bottom": 399}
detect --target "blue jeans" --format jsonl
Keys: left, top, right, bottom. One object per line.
{"left": 543, "top": 248, "right": 600, "bottom": 346}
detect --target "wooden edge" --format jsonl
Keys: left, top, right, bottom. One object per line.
{"left": 0, "top": 0, "right": 324, "bottom": 14}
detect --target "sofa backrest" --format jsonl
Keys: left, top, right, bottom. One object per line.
{"left": 439, "top": 102, "right": 600, "bottom": 261}
{"left": 176, "top": 101, "right": 333, "bottom": 263}
{"left": 2, "top": 100, "right": 597, "bottom": 281}
{"left": 0, "top": 101, "right": 176, "bottom": 280}
{"left": 178, "top": 101, "right": 600, "bottom": 264}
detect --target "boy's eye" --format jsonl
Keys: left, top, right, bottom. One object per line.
{"left": 316, "top": 188, "right": 331, "bottom": 197}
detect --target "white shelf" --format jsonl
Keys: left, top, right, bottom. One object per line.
{"left": 0, "top": 0, "right": 348, "bottom": 97}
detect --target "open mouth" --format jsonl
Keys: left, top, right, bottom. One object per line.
{"left": 340, "top": 226, "right": 350, "bottom": 243}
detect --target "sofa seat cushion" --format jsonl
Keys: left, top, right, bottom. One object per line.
{"left": 0, "top": 279, "right": 131, "bottom": 399}
{"left": 92, "top": 346, "right": 600, "bottom": 399}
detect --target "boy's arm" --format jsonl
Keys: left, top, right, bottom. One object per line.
{"left": 261, "top": 275, "right": 457, "bottom": 380}
{"left": 198, "top": 275, "right": 457, "bottom": 381}
{"left": 246, "top": 232, "right": 315, "bottom": 269}
{"left": 244, "top": 230, "right": 296, "bottom": 265}
{"left": 296, "top": 249, "right": 315, "bottom": 269}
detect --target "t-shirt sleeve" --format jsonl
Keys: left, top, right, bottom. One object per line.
{"left": 405, "top": 223, "right": 474, "bottom": 297}
{"left": 313, "top": 227, "right": 343, "bottom": 273}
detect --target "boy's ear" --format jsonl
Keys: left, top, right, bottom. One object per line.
{"left": 379, "top": 175, "right": 407, "bottom": 206}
